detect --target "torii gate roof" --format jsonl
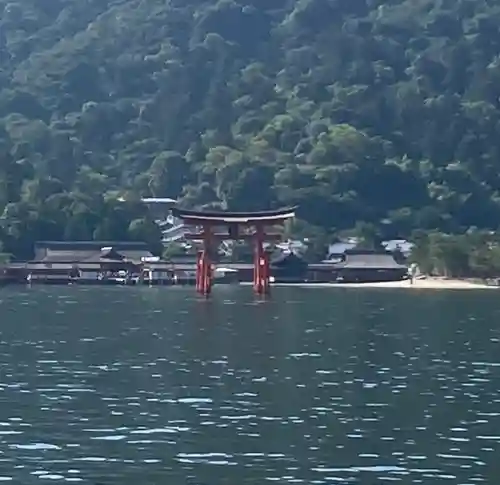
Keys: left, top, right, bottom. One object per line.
{"left": 171, "top": 206, "right": 297, "bottom": 225}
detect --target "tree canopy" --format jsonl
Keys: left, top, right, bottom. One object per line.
{"left": 1, "top": 0, "right": 500, "bottom": 258}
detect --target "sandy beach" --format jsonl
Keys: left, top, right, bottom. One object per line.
{"left": 255, "top": 277, "right": 498, "bottom": 290}
{"left": 273, "top": 277, "right": 496, "bottom": 290}
{"left": 331, "top": 277, "right": 496, "bottom": 290}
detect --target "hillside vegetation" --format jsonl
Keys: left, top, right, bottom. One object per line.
{"left": 1, "top": 0, "right": 500, "bottom": 258}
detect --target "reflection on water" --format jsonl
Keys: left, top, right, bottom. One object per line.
{"left": 0, "top": 286, "right": 499, "bottom": 483}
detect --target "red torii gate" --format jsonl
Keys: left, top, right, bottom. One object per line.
{"left": 171, "top": 207, "right": 297, "bottom": 296}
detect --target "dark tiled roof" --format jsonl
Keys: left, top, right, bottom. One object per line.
{"left": 34, "top": 240, "right": 153, "bottom": 263}
{"left": 35, "top": 241, "right": 150, "bottom": 250}
{"left": 39, "top": 250, "right": 98, "bottom": 262}
{"left": 24, "top": 262, "right": 109, "bottom": 270}
{"left": 311, "top": 253, "right": 407, "bottom": 271}
{"left": 36, "top": 248, "right": 153, "bottom": 263}
{"left": 341, "top": 253, "right": 407, "bottom": 269}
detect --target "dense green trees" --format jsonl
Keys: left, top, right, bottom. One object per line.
{"left": 410, "top": 229, "right": 500, "bottom": 279}
{"left": 1, "top": 0, "right": 500, "bottom": 260}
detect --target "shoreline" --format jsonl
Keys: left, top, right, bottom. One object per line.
{"left": 293, "top": 277, "right": 497, "bottom": 290}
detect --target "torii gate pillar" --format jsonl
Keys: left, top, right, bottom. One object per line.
{"left": 253, "top": 224, "right": 270, "bottom": 295}
{"left": 196, "top": 228, "right": 213, "bottom": 296}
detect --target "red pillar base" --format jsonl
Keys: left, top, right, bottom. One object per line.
{"left": 196, "top": 251, "right": 202, "bottom": 292}
{"left": 253, "top": 231, "right": 271, "bottom": 295}
{"left": 196, "top": 250, "right": 212, "bottom": 296}
{"left": 255, "top": 253, "right": 270, "bottom": 295}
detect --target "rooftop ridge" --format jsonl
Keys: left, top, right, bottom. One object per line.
{"left": 171, "top": 206, "right": 297, "bottom": 224}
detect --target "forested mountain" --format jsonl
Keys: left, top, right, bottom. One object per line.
{"left": 1, "top": 0, "right": 500, "bottom": 258}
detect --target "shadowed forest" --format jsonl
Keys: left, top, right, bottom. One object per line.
{"left": 1, "top": 0, "right": 500, "bottom": 270}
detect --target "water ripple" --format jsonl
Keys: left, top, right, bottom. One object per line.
{"left": 0, "top": 287, "right": 498, "bottom": 484}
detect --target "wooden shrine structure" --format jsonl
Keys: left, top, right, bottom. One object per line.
{"left": 171, "top": 207, "right": 297, "bottom": 296}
